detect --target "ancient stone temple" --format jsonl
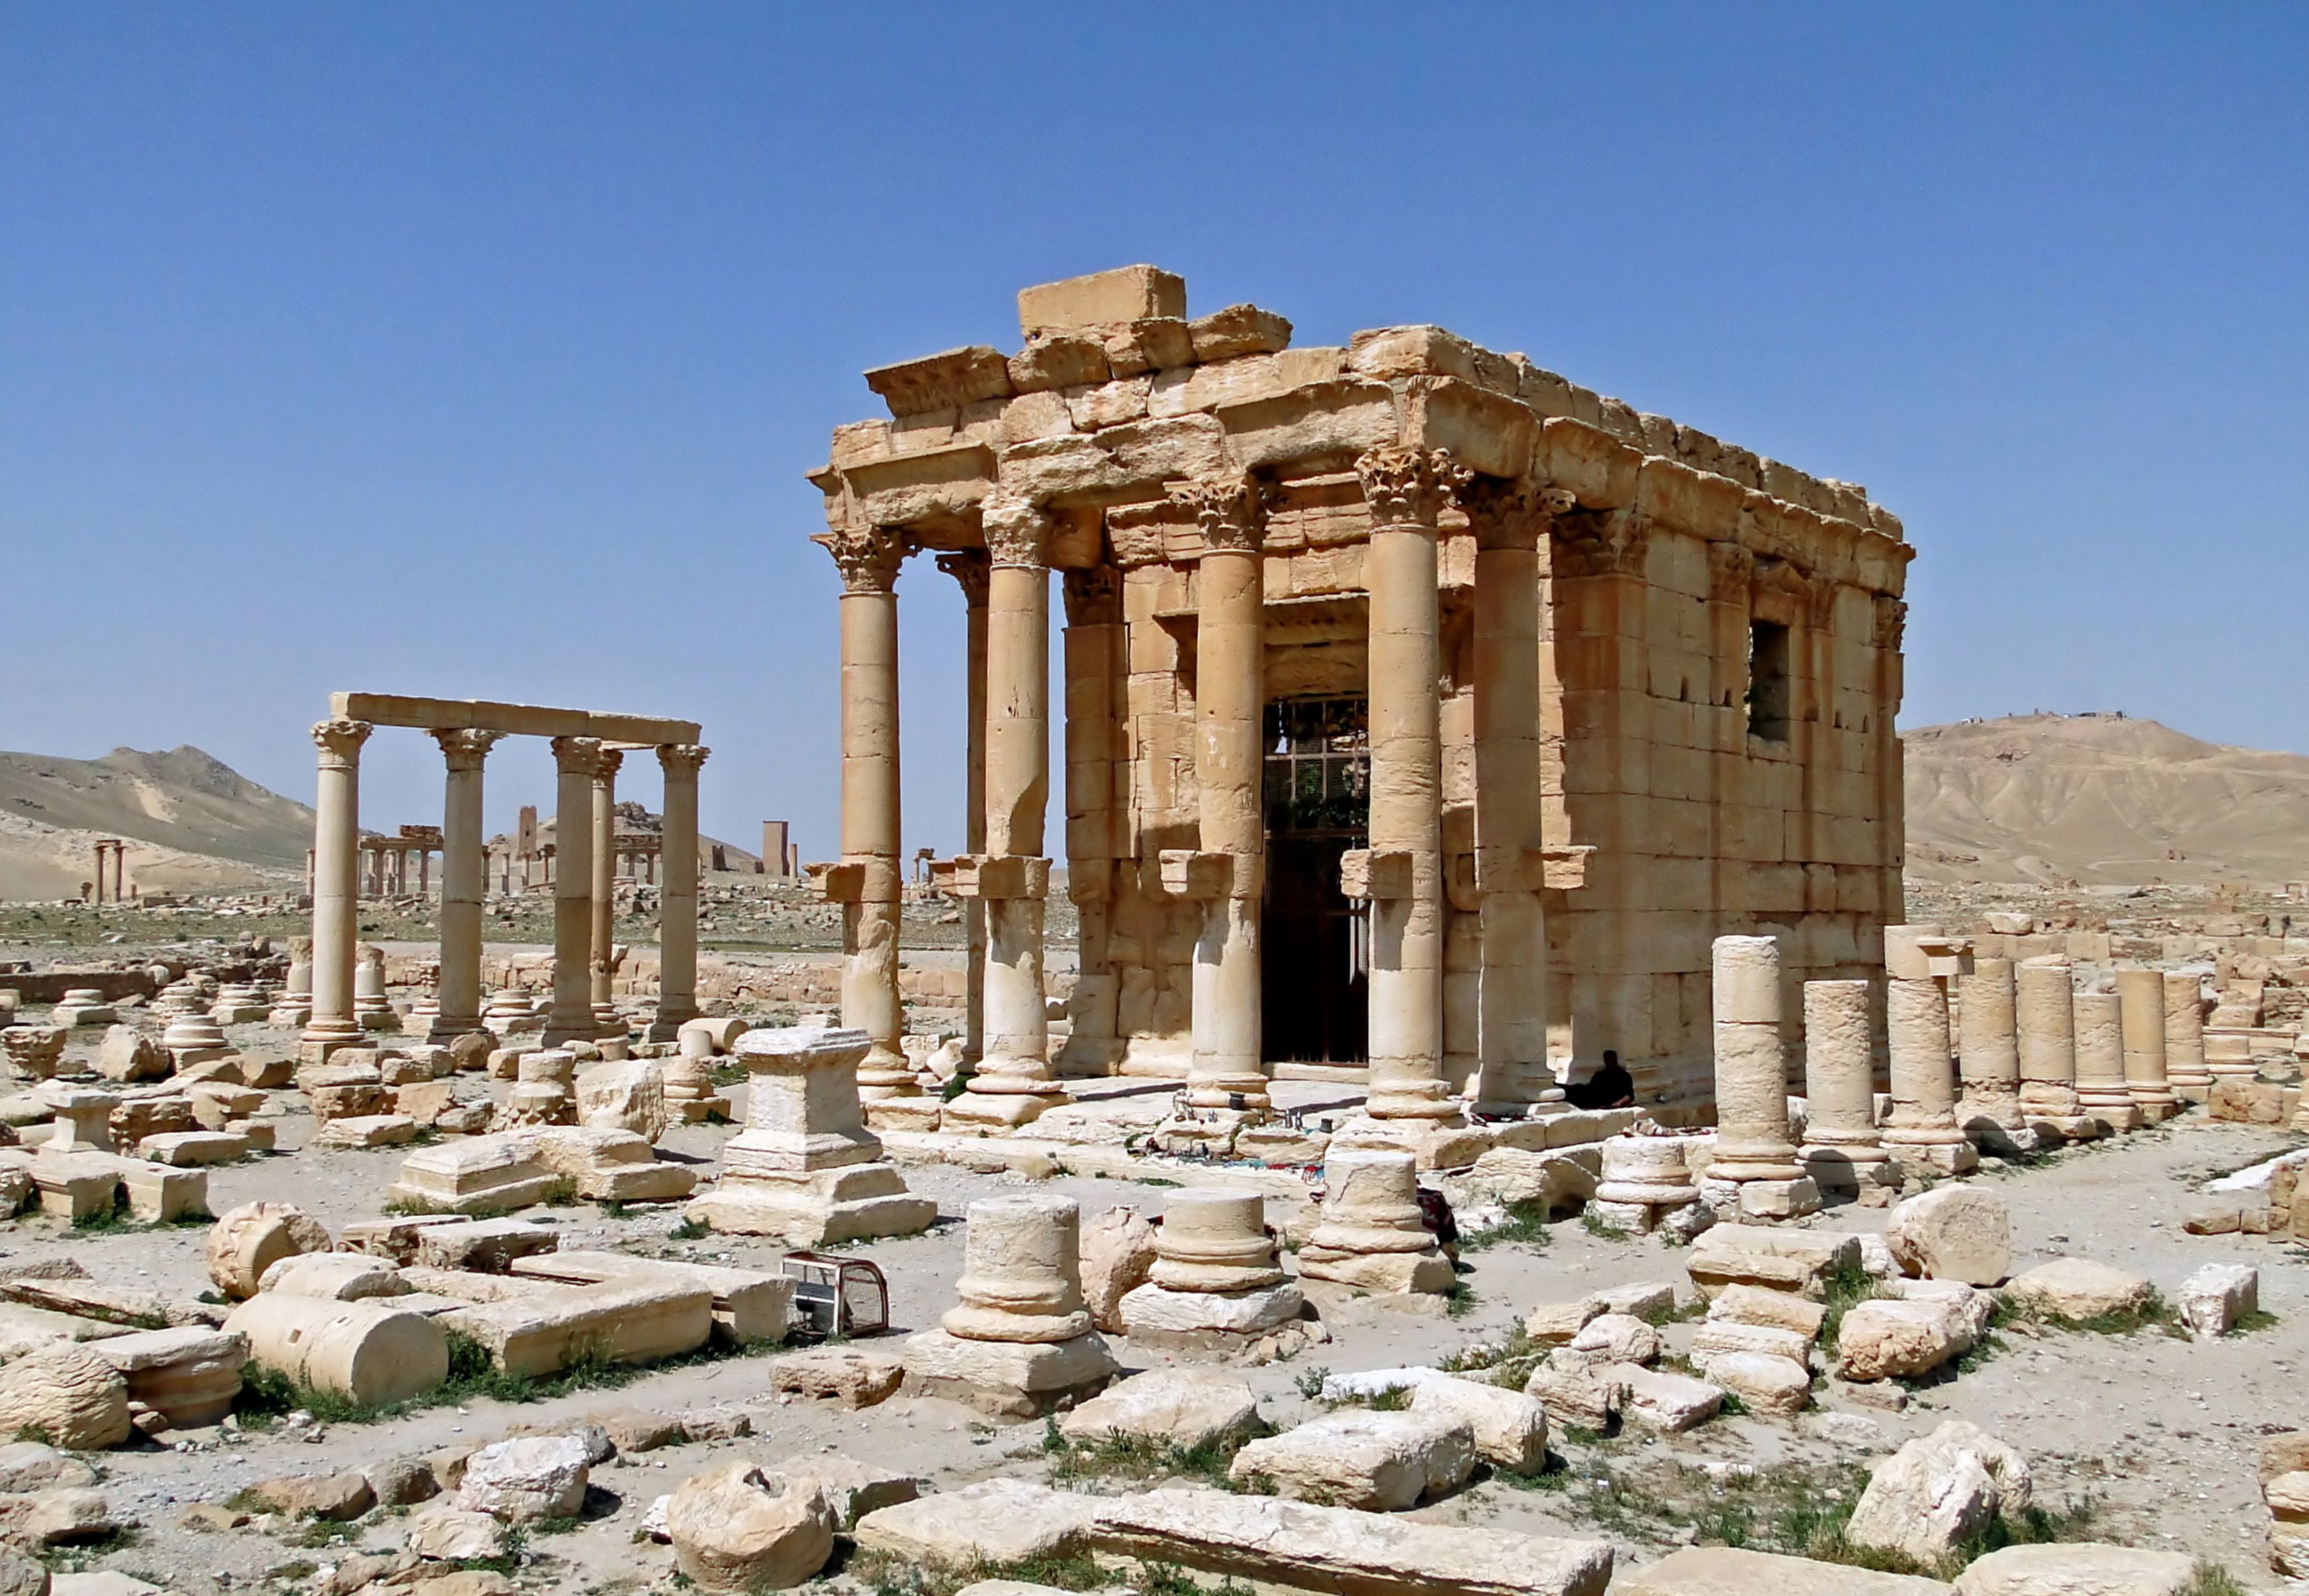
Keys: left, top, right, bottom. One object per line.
{"left": 809, "top": 266, "right": 1909, "bottom": 1123}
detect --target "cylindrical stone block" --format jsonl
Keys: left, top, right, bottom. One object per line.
{"left": 1882, "top": 976, "right": 1966, "bottom": 1147}
{"left": 944, "top": 1194, "right": 1089, "bottom": 1343}
{"left": 1150, "top": 1190, "right": 1283, "bottom": 1293}
{"left": 1308, "top": 1149, "right": 1435, "bottom": 1253}
{"left": 1801, "top": 978, "right": 1884, "bottom": 1155}
{"left": 2164, "top": 969, "right": 2210, "bottom": 1093}
{"left": 225, "top": 1294, "right": 449, "bottom": 1408}
{"left": 205, "top": 1202, "right": 332, "bottom": 1301}
{"left": 2016, "top": 956, "right": 2079, "bottom": 1115}
{"left": 1958, "top": 956, "right": 2024, "bottom": 1129}
{"left": 2116, "top": 966, "right": 2176, "bottom": 1117}
{"left": 1709, "top": 935, "right": 1800, "bottom": 1178}
{"left": 2072, "top": 990, "right": 2136, "bottom": 1120}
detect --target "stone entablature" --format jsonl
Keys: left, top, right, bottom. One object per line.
{"left": 806, "top": 267, "right": 1910, "bottom": 1119}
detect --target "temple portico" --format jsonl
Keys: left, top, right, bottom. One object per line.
{"left": 806, "top": 267, "right": 1911, "bottom": 1149}
{"left": 297, "top": 694, "right": 706, "bottom": 1063}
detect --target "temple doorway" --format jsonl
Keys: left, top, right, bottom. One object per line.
{"left": 1261, "top": 696, "right": 1370, "bottom": 1065}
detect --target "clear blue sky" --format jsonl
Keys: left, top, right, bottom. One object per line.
{"left": 4, "top": 5, "right": 2304, "bottom": 859}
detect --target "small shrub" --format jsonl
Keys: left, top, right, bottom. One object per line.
{"left": 2183, "top": 1562, "right": 2249, "bottom": 1596}
{"left": 1580, "top": 1211, "right": 1631, "bottom": 1242}
{"left": 1458, "top": 1200, "right": 1552, "bottom": 1253}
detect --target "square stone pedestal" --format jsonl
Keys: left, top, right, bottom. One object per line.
{"left": 1325, "top": 1116, "right": 1492, "bottom": 1172}
{"left": 687, "top": 1162, "right": 933, "bottom": 1246}
{"left": 1118, "top": 1281, "right": 1304, "bottom": 1352}
{"left": 1293, "top": 1246, "right": 1453, "bottom": 1295}
{"left": 1735, "top": 1175, "right": 1821, "bottom": 1220}
{"left": 899, "top": 1327, "right": 1116, "bottom": 1419}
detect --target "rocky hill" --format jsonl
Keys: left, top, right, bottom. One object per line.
{"left": 0, "top": 746, "right": 315, "bottom": 899}
{"left": 1903, "top": 713, "right": 2309, "bottom": 887}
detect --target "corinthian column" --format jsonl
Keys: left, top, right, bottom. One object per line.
{"left": 589, "top": 747, "right": 624, "bottom": 1032}
{"left": 1181, "top": 475, "right": 1268, "bottom": 1115}
{"left": 300, "top": 718, "right": 373, "bottom": 1063}
{"left": 937, "top": 549, "right": 992, "bottom": 1067}
{"left": 816, "top": 523, "right": 910, "bottom": 1087}
{"left": 949, "top": 493, "right": 1067, "bottom": 1131}
{"left": 430, "top": 727, "right": 502, "bottom": 1042}
{"left": 1349, "top": 447, "right": 1469, "bottom": 1133}
{"left": 1467, "top": 479, "right": 1562, "bottom": 1115}
{"left": 542, "top": 735, "right": 602, "bottom": 1046}
{"left": 652, "top": 743, "right": 707, "bottom": 1039}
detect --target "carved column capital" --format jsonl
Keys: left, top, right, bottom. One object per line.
{"left": 814, "top": 523, "right": 910, "bottom": 594}
{"left": 430, "top": 727, "right": 504, "bottom": 773}
{"left": 935, "top": 547, "right": 992, "bottom": 607}
{"left": 1875, "top": 596, "right": 1908, "bottom": 651}
{"left": 1707, "top": 540, "right": 1755, "bottom": 599}
{"left": 1173, "top": 473, "right": 1265, "bottom": 555}
{"left": 1356, "top": 446, "right": 1471, "bottom": 533}
{"left": 1462, "top": 478, "right": 1574, "bottom": 552}
{"left": 550, "top": 735, "right": 603, "bottom": 776}
{"left": 311, "top": 719, "right": 374, "bottom": 768}
{"left": 981, "top": 493, "right": 1053, "bottom": 568}
{"left": 1062, "top": 566, "right": 1123, "bottom": 627}
{"left": 656, "top": 743, "right": 710, "bottom": 776}
{"left": 592, "top": 747, "right": 624, "bottom": 783}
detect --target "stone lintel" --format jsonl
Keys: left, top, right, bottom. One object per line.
{"left": 331, "top": 693, "right": 698, "bottom": 747}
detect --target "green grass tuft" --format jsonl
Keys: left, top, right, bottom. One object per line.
{"left": 1458, "top": 1199, "right": 1553, "bottom": 1253}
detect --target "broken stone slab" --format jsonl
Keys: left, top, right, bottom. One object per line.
{"left": 665, "top": 1461, "right": 836, "bottom": 1593}
{"left": 764, "top": 1455, "right": 921, "bottom": 1529}
{"left": 1405, "top": 1374, "right": 1548, "bottom": 1470}
{"left": 404, "top": 1503, "right": 510, "bottom": 1562}
{"left": 899, "top": 1327, "right": 1116, "bottom": 1420}
{"left": 86, "top": 1325, "right": 245, "bottom": 1428}
{"left": 1226, "top": 1409, "right": 1475, "bottom": 1511}
{"left": 1708, "top": 1282, "right": 1828, "bottom": 1338}
{"left": 1687, "top": 1227, "right": 1863, "bottom": 1300}
{"left": 529, "top": 1126, "right": 698, "bottom": 1203}
{"left": 766, "top": 1346, "right": 905, "bottom": 1408}
{"left": 1524, "top": 1295, "right": 1607, "bottom": 1345}
{"left": 386, "top": 1134, "right": 564, "bottom": 1216}
{"left": 136, "top": 1131, "right": 249, "bottom": 1167}
{"left": 852, "top": 1478, "right": 1095, "bottom": 1567}
{"left": 1058, "top": 1368, "right": 1264, "bottom": 1453}
{"left": 119, "top": 1162, "right": 206, "bottom": 1223}
{"left": 1698, "top": 1351, "right": 1811, "bottom": 1417}
{"left": 1611, "top": 1546, "right": 1948, "bottom": 1594}
{"left": 311, "top": 1112, "right": 420, "bottom": 1150}
{"left": 1524, "top": 1354, "right": 1628, "bottom": 1432}
{"left": 1836, "top": 1299, "right": 1966, "bottom": 1382}
{"left": 224, "top": 1294, "right": 449, "bottom": 1408}
{"left": 2003, "top": 1258, "right": 2156, "bottom": 1323}
{"left": 1885, "top": 1184, "right": 2012, "bottom": 1286}
{"left": 2176, "top": 1263, "right": 2258, "bottom": 1338}
{"left": 414, "top": 1218, "right": 561, "bottom": 1273}
{"left": 1087, "top": 1487, "right": 1614, "bottom": 1596}
{"left": 436, "top": 1277, "right": 714, "bottom": 1379}
{"left": 509, "top": 1249, "right": 794, "bottom": 1344}
{"left": 247, "top": 1469, "right": 374, "bottom": 1521}
{"left": 1617, "top": 1365, "right": 1725, "bottom": 1432}
{"left": 1950, "top": 1542, "right": 2196, "bottom": 1596}
{"left": 258, "top": 1252, "right": 411, "bottom": 1301}
{"left": 456, "top": 1435, "right": 590, "bottom": 1523}
{"left": 1566, "top": 1311, "right": 1660, "bottom": 1365}
{"left": 0, "top": 1444, "right": 97, "bottom": 1494}
{"left": 1689, "top": 1319, "right": 1814, "bottom": 1367}
{"left": 1844, "top": 1420, "right": 2032, "bottom": 1566}
{"left": 1078, "top": 1205, "right": 1158, "bottom": 1334}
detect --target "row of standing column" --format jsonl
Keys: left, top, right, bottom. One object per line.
{"left": 1707, "top": 928, "right": 2204, "bottom": 1212}
{"left": 826, "top": 446, "right": 1561, "bottom": 1132}
{"left": 298, "top": 719, "right": 706, "bottom": 1061}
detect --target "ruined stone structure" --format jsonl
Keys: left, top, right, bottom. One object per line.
{"left": 300, "top": 695, "right": 707, "bottom": 1061}
{"left": 810, "top": 266, "right": 1909, "bottom": 1122}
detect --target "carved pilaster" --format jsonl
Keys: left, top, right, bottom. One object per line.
{"left": 981, "top": 493, "right": 1052, "bottom": 568}
{"left": 1706, "top": 540, "right": 1755, "bottom": 600}
{"left": 431, "top": 727, "right": 503, "bottom": 773}
{"left": 1356, "top": 446, "right": 1471, "bottom": 532}
{"left": 814, "top": 523, "right": 910, "bottom": 594}
{"left": 311, "top": 719, "right": 373, "bottom": 770}
{"left": 1552, "top": 507, "right": 1653, "bottom": 579}
{"left": 1875, "top": 596, "right": 1908, "bottom": 652}
{"left": 935, "top": 547, "right": 991, "bottom": 608}
{"left": 1062, "top": 567, "right": 1123, "bottom": 628}
{"left": 1173, "top": 473, "right": 1265, "bottom": 555}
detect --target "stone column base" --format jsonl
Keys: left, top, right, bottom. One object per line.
{"left": 1325, "top": 1115, "right": 1489, "bottom": 1171}
{"left": 863, "top": 1095, "right": 945, "bottom": 1134}
{"left": 1800, "top": 1147, "right": 1899, "bottom": 1193}
{"left": 1232, "top": 1124, "right": 1332, "bottom": 1166}
{"left": 898, "top": 1327, "right": 1117, "bottom": 1419}
{"left": 2030, "top": 1114, "right": 2101, "bottom": 1143}
{"left": 941, "top": 1087, "right": 1065, "bottom": 1133}
{"left": 685, "top": 1162, "right": 934, "bottom": 1246}
{"left": 296, "top": 1036, "right": 362, "bottom": 1068}
{"left": 1118, "top": 1281, "right": 1304, "bottom": 1351}
{"left": 2088, "top": 1103, "right": 2145, "bottom": 1134}
{"left": 1881, "top": 1139, "right": 1979, "bottom": 1175}
{"left": 1294, "top": 1244, "right": 1452, "bottom": 1295}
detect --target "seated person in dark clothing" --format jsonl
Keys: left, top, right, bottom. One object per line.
{"left": 1562, "top": 1049, "right": 1635, "bottom": 1110}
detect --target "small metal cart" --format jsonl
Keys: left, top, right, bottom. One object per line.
{"left": 779, "top": 1250, "right": 891, "bottom": 1338}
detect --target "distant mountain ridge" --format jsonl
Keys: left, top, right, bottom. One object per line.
{"left": 0, "top": 744, "right": 315, "bottom": 899}
{"left": 1903, "top": 713, "right": 2309, "bottom": 887}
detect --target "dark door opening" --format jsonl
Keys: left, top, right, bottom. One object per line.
{"left": 1261, "top": 697, "right": 1369, "bottom": 1065}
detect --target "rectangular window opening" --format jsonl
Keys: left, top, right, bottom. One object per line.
{"left": 1746, "top": 620, "right": 1791, "bottom": 743}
